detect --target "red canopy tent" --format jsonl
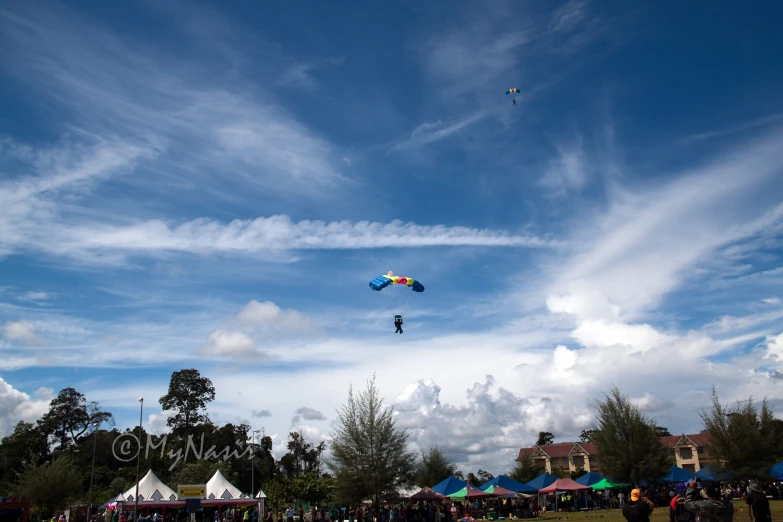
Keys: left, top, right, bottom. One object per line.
{"left": 537, "top": 478, "right": 592, "bottom": 493}
{"left": 408, "top": 487, "right": 447, "bottom": 501}
{"left": 487, "top": 486, "right": 516, "bottom": 497}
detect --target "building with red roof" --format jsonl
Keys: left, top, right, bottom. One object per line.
{"left": 517, "top": 434, "right": 713, "bottom": 474}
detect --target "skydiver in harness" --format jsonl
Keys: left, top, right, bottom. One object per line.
{"left": 512, "top": 98, "right": 516, "bottom": 106}
{"left": 394, "top": 315, "right": 403, "bottom": 334}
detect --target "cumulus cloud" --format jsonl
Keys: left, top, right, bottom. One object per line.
{"left": 198, "top": 330, "right": 268, "bottom": 361}
{"left": 0, "top": 378, "right": 54, "bottom": 437}
{"left": 145, "top": 411, "right": 172, "bottom": 435}
{"left": 295, "top": 407, "right": 326, "bottom": 421}
{"left": 764, "top": 332, "right": 783, "bottom": 362}
{"left": 393, "top": 376, "right": 593, "bottom": 472}
{"left": 2, "top": 320, "right": 43, "bottom": 345}
{"left": 237, "top": 300, "right": 314, "bottom": 332}
{"left": 252, "top": 409, "right": 272, "bottom": 418}
{"left": 632, "top": 392, "right": 675, "bottom": 413}
{"left": 198, "top": 300, "right": 319, "bottom": 362}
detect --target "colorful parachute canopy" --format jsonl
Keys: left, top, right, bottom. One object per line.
{"left": 506, "top": 88, "right": 520, "bottom": 95}
{"left": 369, "top": 271, "right": 425, "bottom": 293}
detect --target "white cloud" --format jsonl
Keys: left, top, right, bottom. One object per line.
{"left": 546, "top": 127, "right": 783, "bottom": 321}
{"left": 0, "top": 378, "right": 53, "bottom": 437}
{"left": 547, "top": 291, "right": 620, "bottom": 321}
{"left": 199, "top": 330, "right": 267, "bottom": 361}
{"left": 763, "top": 297, "right": 781, "bottom": 305}
{"left": 572, "top": 320, "right": 675, "bottom": 353}
{"left": 14, "top": 215, "right": 551, "bottom": 264}
{"left": 631, "top": 392, "right": 674, "bottom": 413}
{"left": 252, "top": 409, "right": 272, "bottom": 418}
{"left": 145, "top": 411, "right": 172, "bottom": 435}
{"left": 16, "top": 291, "right": 55, "bottom": 303}
{"left": 237, "top": 300, "right": 314, "bottom": 331}
{"left": 393, "top": 113, "right": 486, "bottom": 149}
{"left": 294, "top": 407, "right": 326, "bottom": 421}
{"left": 539, "top": 137, "right": 588, "bottom": 195}
{"left": 2, "top": 320, "right": 42, "bottom": 345}
{"left": 764, "top": 333, "right": 783, "bottom": 363}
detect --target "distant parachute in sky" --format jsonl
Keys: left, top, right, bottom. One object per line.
{"left": 506, "top": 88, "right": 520, "bottom": 95}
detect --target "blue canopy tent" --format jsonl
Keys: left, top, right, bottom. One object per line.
{"left": 662, "top": 466, "right": 697, "bottom": 483}
{"left": 694, "top": 466, "right": 731, "bottom": 481}
{"left": 525, "top": 472, "right": 558, "bottom": 491}
{"left": 479, "top": 475, "right": 537, "bottom": 493}
{"left": 769, "top": 461, "right": 783, "bottom": 480}
{"left": 575, "top": 472, "right": 604, "bottom": 486}
{"left": 432, "top": 476, "right": 472, "bottom": 496}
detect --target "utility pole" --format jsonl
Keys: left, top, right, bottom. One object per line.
{"left": 87, "top": 420, "right": 100, "bottom": 522}
{"left": 134, "top": 398, "right": 144, "bottom": 521}
{"left": 252, "top": 429, "right": 261, "bottom": 499}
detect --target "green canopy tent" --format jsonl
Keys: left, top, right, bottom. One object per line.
{"left": 591, "top": 478, "right": 625, "bottom": 491}
{"left": 480, "top": 485, "right": 516, "bottom": 497}
{"left": 447, "top": 485, "right": 493, "bottom": 500}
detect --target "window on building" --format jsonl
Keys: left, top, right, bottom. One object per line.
{"left": 697, "top": 447, "right": 704, "bottom": 454}
{"left": 682, "top": 464, "right": 696, "bottom": 472}
{"left": 680, "top": 447, "right": 693, "bottom": 459}
{"left": 573, "top": 456, "right": 585, "bottom": 468}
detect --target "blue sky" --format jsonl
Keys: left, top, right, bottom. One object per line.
{"left": 2, "top": 0, "right": 783, "bottom": 474}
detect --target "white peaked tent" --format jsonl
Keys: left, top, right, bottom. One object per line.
{"left": 255, "top": 491, "right": 266, "bottom": 499}
{"left": 206, "top": 469, "right": 249, "bottom": 500}
{"left": 120, "top": 469, "right": 181, "bottom": 506}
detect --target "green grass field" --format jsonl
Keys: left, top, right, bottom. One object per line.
{"left": 534, "top": 500, "right": 782, "bottom": 522}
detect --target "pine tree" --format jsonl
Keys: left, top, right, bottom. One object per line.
{"left": 329, "top": 374, "right": 415, "bottom": 509}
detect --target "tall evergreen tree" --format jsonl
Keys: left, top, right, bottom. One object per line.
{"left": 591, "top": 387, "right": 671, "bottom": 483}
{"left": 329, "top": 374, "right": 415, "bottom": 509}
{"left": 699, "top": 387, "right": 783, "bottom": 477}
{"left": 414, "top": 446, "right": 456, "bottom": 488}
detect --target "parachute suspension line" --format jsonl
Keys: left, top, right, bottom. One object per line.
{"left": 378, "top": 284, "right": 410, "bottom": 316}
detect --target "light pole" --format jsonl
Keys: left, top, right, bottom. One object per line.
{"left": 87, "top": 420, "right": 101, "bottom": 522}
{"left": 251, "top": 430, "right": 260, "bottom": 500}
{"left": 134, "top": 398, "right": 144, "bottom": 521}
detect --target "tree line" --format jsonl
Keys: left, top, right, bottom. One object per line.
{"left": 2, "top": 371, "right": 782, "bottom": 518}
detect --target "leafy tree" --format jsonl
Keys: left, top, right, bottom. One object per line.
{"left": 290, "top": 471, "right": 333, "bottom": 504}
{"left": 476, "top": 469, "right": 494, "bottom": 485}
{"left": 453, "top": 470, "right": 466, "bottom": 480}
{"left": 579, "top": 430, "right": 596, "bottom": 443}
{"left": 159, "top": 368, "right": 216, "bottom": 434}
{"left": 536, "top": 432, "right": 554, "bottom": 446}
{"left": 15, "top": 456, "right": 83, "bottom": 518}
{"left": 466, "top": 472, "right": 479, "bottom": 487}
{"left": 0, "top": 421, "right": 50, "bottom": 487}
{"left": 699, "top": 388, "right": 783, "bottom": 478}
{"left": 570, "top": 468, "right": 587, "bottom": 480}
{"left": 654, "top": 426, "right": 672, "bottom": 437}
{"left": 38, "top": 387, "right": 114, "bottom": 448}
{"left": 508, "top": 455, "right": 545, "bottom": 484}
{"left": 414, "top": 446, "right": 455, "bottom": 488}
{"left": 591, "top": 386, "right": 671, "bottom": 483}
{"left": 173, "top": 460, "right": 236, "bottom": 487}
{"left": 263, "top": 477, "right": 290, "bottom": 513}
{"left": 329, "top": 374, "right": 416, "bottom": 509}
{"left": 279, "top": 432, "right": 325, "bottom": 478}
